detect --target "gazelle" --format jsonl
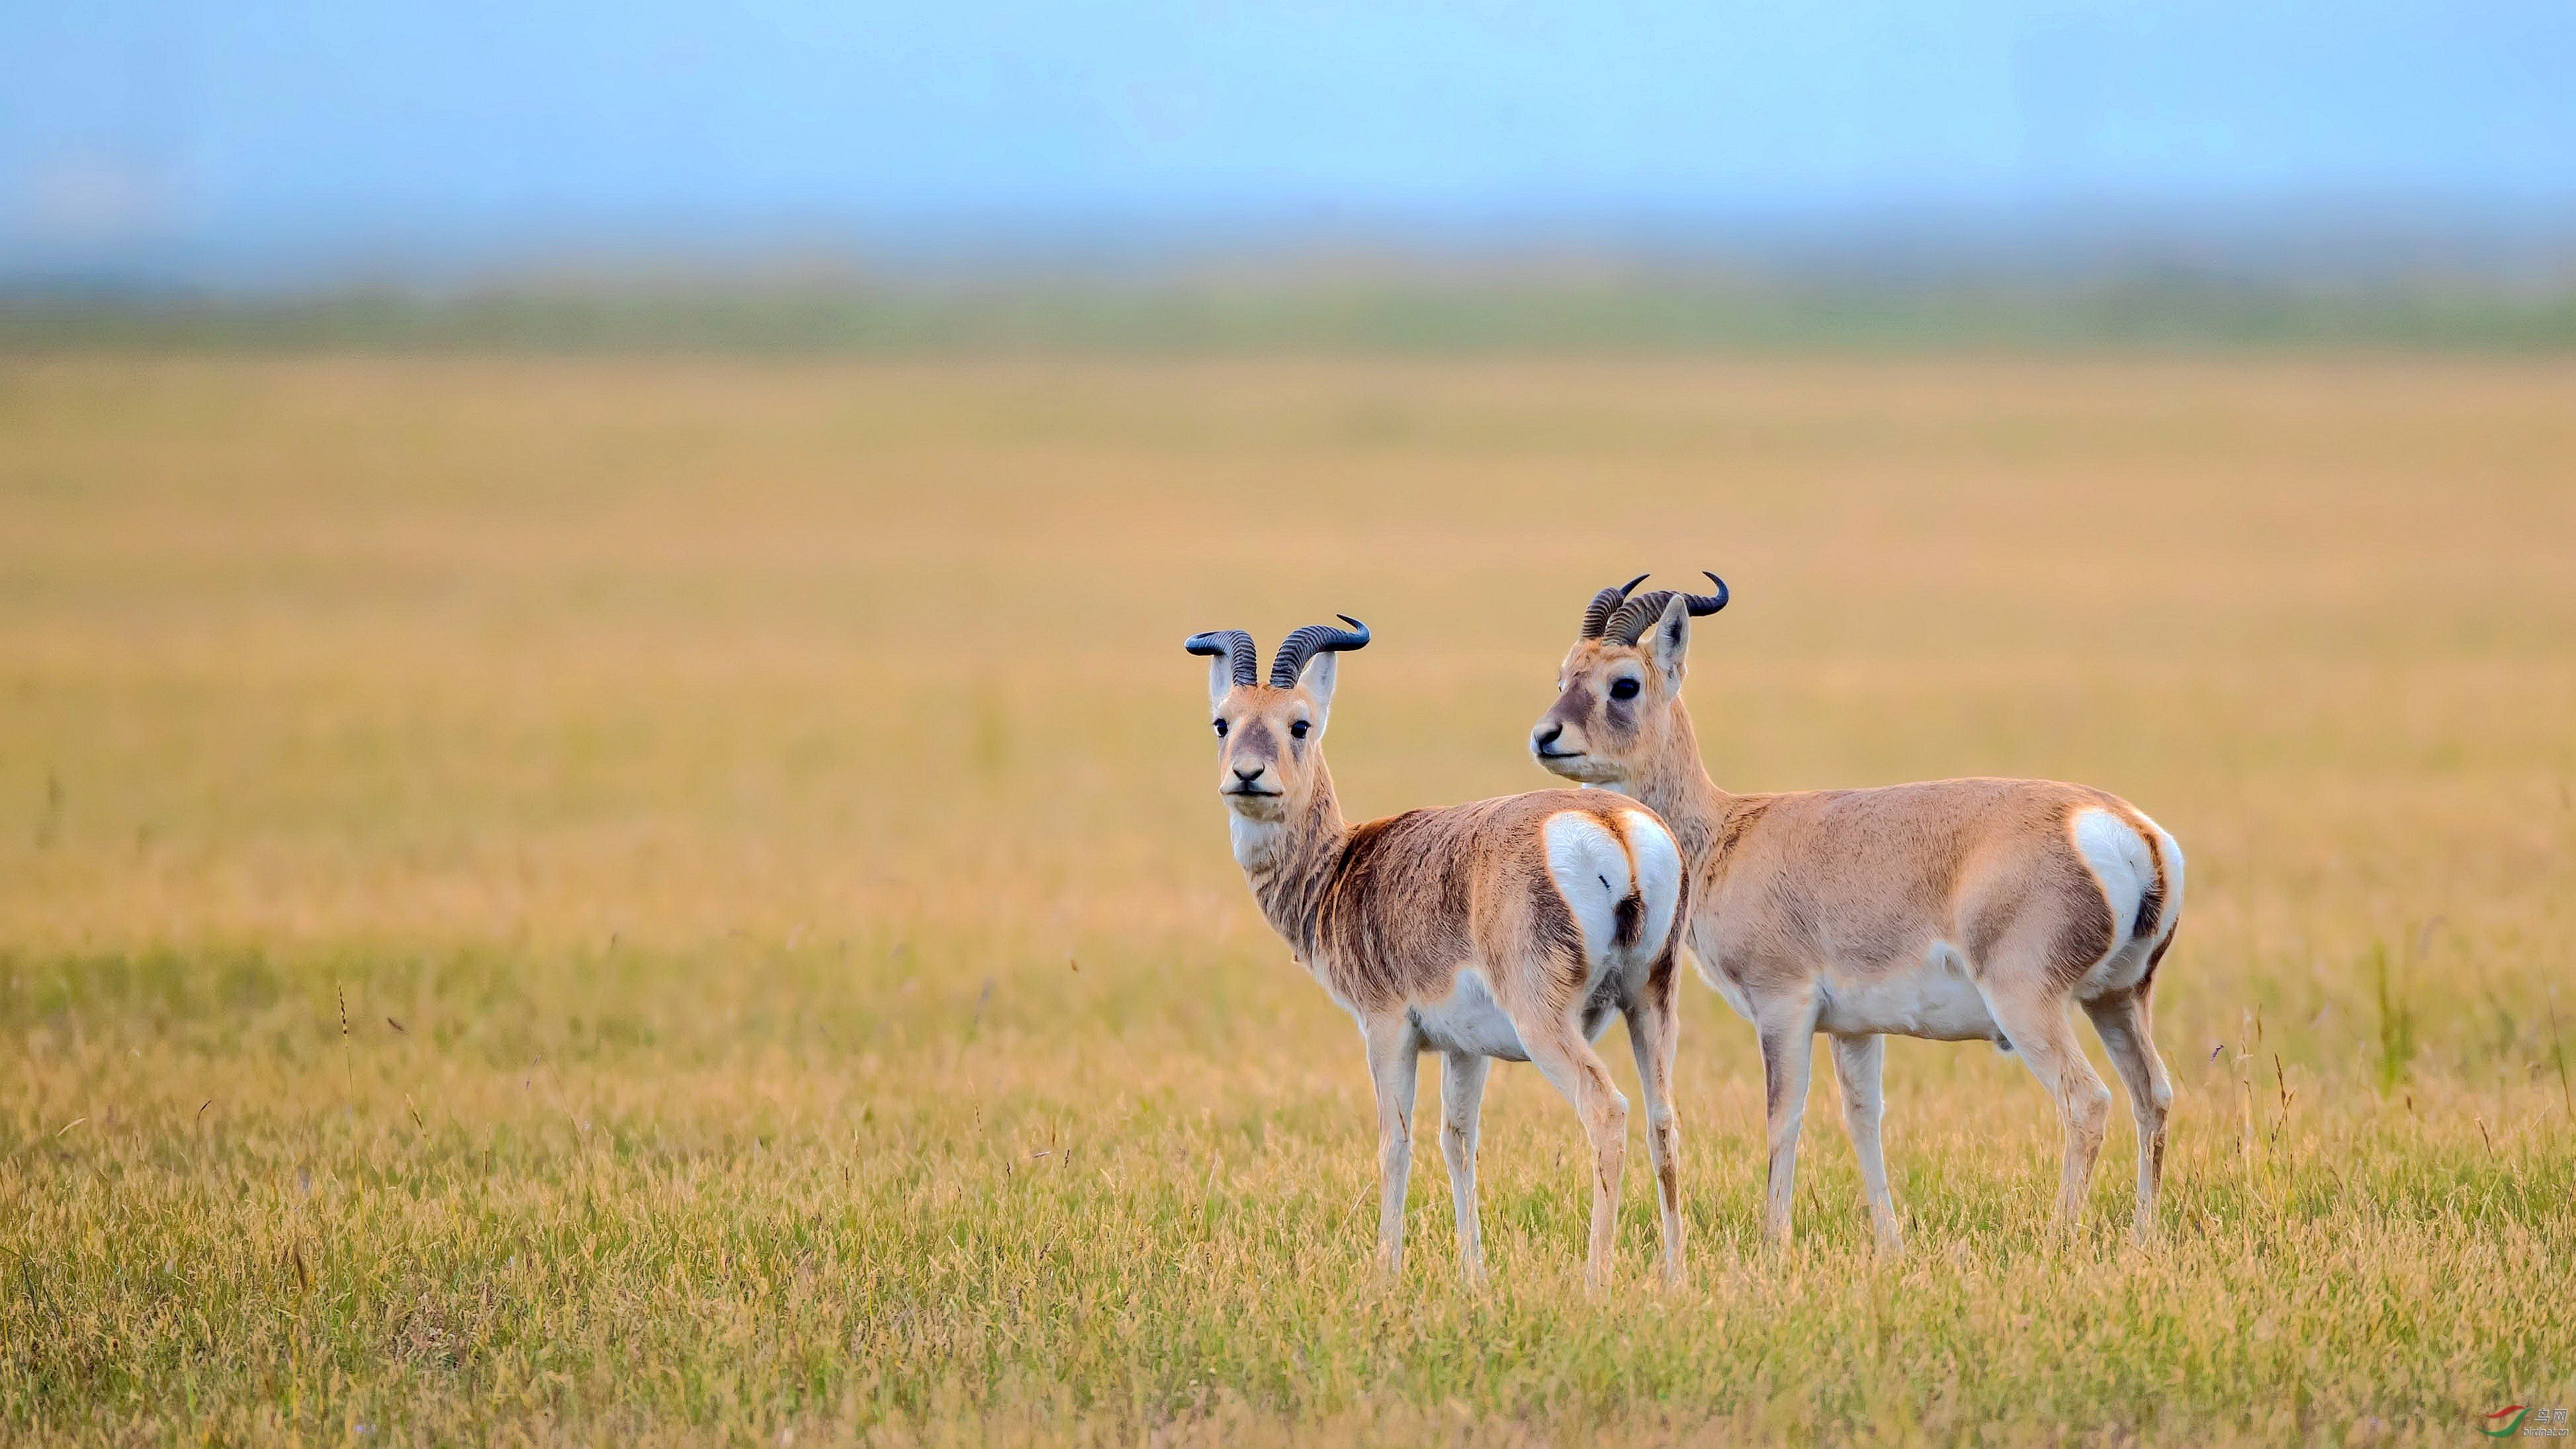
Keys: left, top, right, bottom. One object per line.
{"left": 1531, "top": 575, "right": 2183, "bottom": 1249}
{"left": 1185, "top": 616, "right": 1691, "bottom": 1288}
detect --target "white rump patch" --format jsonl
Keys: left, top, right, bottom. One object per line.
{"left": 2071, "top": 808, "right": 2156, "bottom": 947}
{"left": 1542, "top": 812, "right": 1631, "bottom": 965}
{"left": 1617, "top": 809, "right": 1683, "bottom": 955}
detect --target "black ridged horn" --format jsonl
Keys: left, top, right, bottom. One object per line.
{"left": 1579, "top": 574, "right": 1650, "bottom": 638}
{"left": 1184, "top": 629, "right": 1259, "bottom": 687}
{"left": 1605, "top": 571, "right": 1730, "bottom": 644}
{"left": 1268, "top": 615, "right": 1370, "bottom": 687}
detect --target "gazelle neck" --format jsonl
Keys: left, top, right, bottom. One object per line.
{"left": 1625, "top": 700, "right": 1736, "bottom": 871}
{"left": 1230, "top": 758, "right": 1351, "bottom": 961}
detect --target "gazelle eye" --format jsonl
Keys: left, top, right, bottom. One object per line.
{"left": 1212, "top": 719, "right": 1228, "bottom": 737}
{"left": 1290, "top": 719, "right": 1310, "bottom": 739}
{"left": 1609, "top": 677, "right": 1641, "bottom": 701}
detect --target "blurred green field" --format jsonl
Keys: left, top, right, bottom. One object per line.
{"left": 1, "top": 354, "right": 2571, "bottom": 1446}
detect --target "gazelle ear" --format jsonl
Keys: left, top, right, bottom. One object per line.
{"left": 1206, "top": 653, "right": 1235, "bottom": 714}
{"left": 1297, "top": 651, "right": 1339, "bottom": 733}
{"left": 1646, "top": 592, "right": 1692, "bottom": 681}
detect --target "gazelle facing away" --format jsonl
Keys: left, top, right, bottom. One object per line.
{"left": 1186, "top": 616, "right": 1691, "bottom": 1288}
{"left": 1531, "top": 576, "right": 2183, "bottom": 1249}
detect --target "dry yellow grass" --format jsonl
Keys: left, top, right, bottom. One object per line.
{"left": 1, "top": 353, "right": 2571, "bottom": 1446}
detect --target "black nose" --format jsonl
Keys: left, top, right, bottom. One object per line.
{"left": 1532, "top": 723, "right": 1562, "bottom": 751}
{"left": 1233, "top": 764, "right": 1264, "bottom": 782}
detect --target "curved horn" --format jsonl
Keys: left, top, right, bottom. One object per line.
{"left": 1184, "top": 629, "right": 1259, "bottom": 687}
{"left": 1606, "top": 570, "right": 1730, "bottom": 644}
{"left": 1579, "top": 574, "right": 1650, "bottom": 638}
{"left": 1268, "top": 615, "right": 1371, "bottom": 687}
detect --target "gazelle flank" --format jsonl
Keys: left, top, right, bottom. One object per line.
{"left": 1531, "top": 575, "right": 2183, "bottom": 1249}
{"left": 1186, "top": 616, "right": 1691, "bottom": 1290}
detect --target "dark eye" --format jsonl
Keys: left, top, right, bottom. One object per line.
{"left": 1609, "top": 677, "right": 1640, "bottom": 701}
{"left": 1290, "top": 719, "right": 1310, "bottom": 739}
{"left": 1212, "top": 719, "right": 1228, "bottom": 737}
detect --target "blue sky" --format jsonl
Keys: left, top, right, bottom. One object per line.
{"left": 5, "top": 1, "right": 2573, "bottom": 277}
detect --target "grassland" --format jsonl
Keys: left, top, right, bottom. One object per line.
{"left": 1, "top": 353, "right": 2571, "bottom": 1445}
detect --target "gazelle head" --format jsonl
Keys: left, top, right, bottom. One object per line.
{"left": 1531, "top": 572, "right": 1728, "bottom": 785}
{"left": 1184, "top": 617, "right": 1370, "bottom": 822}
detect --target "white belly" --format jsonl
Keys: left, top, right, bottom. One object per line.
{"left": 1407, "top": 969, "right": 1531, "bottom": 1060}
{"left": 1403, "top": 969, "right": 1624, "bottom": 1060}
{"left": 1814, "top": 943, "right": 2002, "bottom": 1041}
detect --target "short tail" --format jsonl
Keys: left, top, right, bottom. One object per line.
{"left": 1613, "top": 879, "right": 1647, "bottom": 950}
{"left": 2130, "top": 814, "right": 2186, "bottom": 991}
{"left": 1649, "top": 867, "right": 1692, "bottom": 996}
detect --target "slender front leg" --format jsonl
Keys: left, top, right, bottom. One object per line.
{"left": 1521, "top": 1010, "right": 1630, "bottom": 1294}
{"left": 1757, "top": 1019, "right": 1816, "bottom": 1248}
{"left": 1362, "top": 1014, "right": 1420, "bottom": 1278}
{"left": 1622, "top": 990, "right": 1687, "bottom": 1286}
{"left": 1437, "top": 1051, "right": 1491, "bottom": 1283}
{"left": 1829, "top": 1032, "right": 1904, "bottom": 1254}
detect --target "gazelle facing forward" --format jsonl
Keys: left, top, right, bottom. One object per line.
{"left": 1531, "top": 576, "right": 2183, "bottom": 1249}
{"left": 1186, "top": 616, "right": 1690, "bottom": 1288}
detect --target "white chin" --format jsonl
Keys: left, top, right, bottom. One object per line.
{"left": 1224, "top": 794, "right": 1288, "bottom": 822}
{"left": 1537, "top": 754, "right": 1619, "bottom": 785}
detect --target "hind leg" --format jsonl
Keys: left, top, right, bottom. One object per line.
{"left": 2083, "top": 986, "right": 2174, "bottom": 1241}
{"left": 1830, "top": 1033, "right": 1904, "bottom": 1254}
{"left": 1519, "top": 1010, "right": 1630, "bottom": 1294}
{"left": 1980, "top": 984, "right": 2111, "bottom": 1237}
{"left": 1622, "top": 984, "right": 1687, "bottom": 1286}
